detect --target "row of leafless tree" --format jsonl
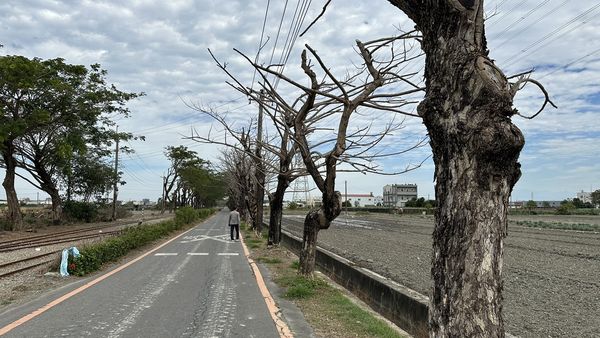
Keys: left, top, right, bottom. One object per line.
{"left": 192, "top": 32, "right": 427, "bottom": 274}
{"left": 191, "top": 1, "right": 556, "bottom": 336}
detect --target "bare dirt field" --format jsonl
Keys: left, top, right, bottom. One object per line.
{"left": 281, "top": 212, "right": 600, "bottom": 337}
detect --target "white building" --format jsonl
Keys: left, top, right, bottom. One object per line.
{"left": 374, "top": 195, "right": 383, "bottom": 206}
{"left": 344, "top": 193, "right": 376, "bottom": 207}
{"left": 576, "top": 190, "right": 592, "bottom": 204}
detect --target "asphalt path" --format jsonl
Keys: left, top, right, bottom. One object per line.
{"left": 0, "top": 211, "right": 284, "bottom": 338}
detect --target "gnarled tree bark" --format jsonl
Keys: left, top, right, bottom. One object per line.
{"left": 387, "top": 1, "right": 531, "bottom": 336}
{"left": 1, "top": 141, "right": 23, "bottom": 230}
{"left": 267, "top": 173, "right": 289, "bottom": 246}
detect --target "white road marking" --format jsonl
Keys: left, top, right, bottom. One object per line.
{"left": 187, "top": 252, "right": 209, "bottom": 256}
{"left": 180, "top": 234, "right": 230, "bottom": 244}
{"left": 154, "top": 253, "right": 178, "bottom": 256}
{"left": 217, "top": 253, "right": 239, "bottom": 256}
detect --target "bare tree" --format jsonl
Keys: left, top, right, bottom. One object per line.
{"left": 189, "top": 102, "right": 308, "bottom": 244}
{"left": 217, "top": 32, "right": 426, "bottom": 276}
{"left": 218, "top": 147, "right": 254, "bottom": 220}
{"left": 378, "top": 1, "right": 557, "bottom": 336}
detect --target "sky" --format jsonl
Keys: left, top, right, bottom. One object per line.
{"left": 1, "top": 0, "right": 599, "bottom": 203}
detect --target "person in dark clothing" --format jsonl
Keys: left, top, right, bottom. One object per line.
{"left": 228, "top": 207, "right": 240, "bottom": 241}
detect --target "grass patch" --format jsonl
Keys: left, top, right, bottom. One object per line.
{"left": 245, "top": 236, "right": 406, "bottom": 338}
{"left": 248, "top": 243, "right": 261, "bottom": 249}
{"left": 290, "top": 260, "right": 300, "bottom": 270}
{"left": 278, "top": 275, "right": 327, "bottom": 299}
{"left": 324, "top": 291, "right": 402, "bottom": 338}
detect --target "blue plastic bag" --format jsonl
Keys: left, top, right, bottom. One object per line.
{"left": 59, "top": 247, "right": 80, "bottom": 277}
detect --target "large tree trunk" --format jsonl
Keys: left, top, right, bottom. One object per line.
{"left": 299, "top": 211, "right": 321, "bottom": 275}
{"left": 298, "top": 191, "right": 342, "bottom": 276}
{"left": 267, "top": 175, "right": 289, "bottom": 246}
{"left": 2, "top": 141, "right": 23, "bottom": 230}
{"left": 411, "top": 2, "right": 524, "bottom": 336}
{"left": 48, "top": 190, "right": 62, "bottom": 225}
{"left": 35, "top": 160, "right": 62, "bottom": 225}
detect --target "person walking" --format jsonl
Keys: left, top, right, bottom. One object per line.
{"left": 228, "top": 207, "right": 240, "bottom": 241}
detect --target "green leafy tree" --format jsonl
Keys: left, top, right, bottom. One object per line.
{"left": 405, "top": 197, "right": 426, "bottom": 207}
{"left": 179, "top": 160, "right": 225, "bottom": 208}
{"left": 162, "top": 146, "right": 202, "bottom": 213}
{"left": 557, "top": 201, "right": 576, "bottom": 215}
{"left": 64, "top": 150, "right": 118, "bottom": 203}
{"left": 525, "top": 200, "right": 537, "bottom": 210}
{"left": 0, "top": 56, "right": 142, "bottom": 226}
{"left": 591, "top": 190, "right": 600, "bottom": 206}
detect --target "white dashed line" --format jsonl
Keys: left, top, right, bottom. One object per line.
{"left": 154, "top": 253, "right": 178, "bottom": 256}
{"left": 217, "top": 253, "right": 239, "bottom": 256}
{"left": 187, "top": 253, "right": 209, "bottom": 256}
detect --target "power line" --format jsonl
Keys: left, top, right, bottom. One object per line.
{"left": 131, "top": 95, "right": 245, "bottom": 135}
{"left": 268, "top": 0, "right": 291, "bottom": 66}
{"left": 487, "top": 0, "right": 529, "bottom": 28}
{"left": 503, "top": 3, "right": 600, "bottom": 65}
{"left": 492, "top": 0, "right": 551, "bottom": 40}
{"left": 538, "top": 47, "right": 600, "bottom": 80}
{"left": 121, "top": 166, "right": 147, "bottom": 186}
{"left": 494, "top": 0, "right": 569, "bottom": 49}
{"left": 251, "top": 0, "right": 272, "bottom": 90}
{"left": 274, "top": 0, "right": 313, "bottom": 89}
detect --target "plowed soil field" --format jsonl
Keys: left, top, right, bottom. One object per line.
{"left": 281, "top": 212, "right": 600, "bottom": 337}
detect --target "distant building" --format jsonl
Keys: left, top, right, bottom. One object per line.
{"left": 343, "top": 193, "right": 375, "bottom": 207}
{"left": 374, "top": 195, "right": 383, "bottom": 206}
{"left": 383, "top": 184, "right": 417, "bottom": 208}
{"left": 576, "top": 190, "right": 592, "bottom": 204}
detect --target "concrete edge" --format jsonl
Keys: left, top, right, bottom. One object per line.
{"left": 280, "top": 230, "right": 429, "bottom": 338}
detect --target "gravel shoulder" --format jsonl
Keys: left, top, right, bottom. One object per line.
{"left": 281, "top": 212, "right": 600, "bottom": 338}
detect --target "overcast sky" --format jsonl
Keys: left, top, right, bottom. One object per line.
{"left": 2, "top": 0, "right": 599, "bottom": 203}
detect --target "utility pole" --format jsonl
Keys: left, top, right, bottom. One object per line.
{"left": 111, "top": 126, "right": 119, "bottom": 221}
{"left": 161, "top": 174, "right": 166, "bottom": 214}
{"left": 344, "top": 180, "right": 348, "bottom": 217}
{"left": 254, "top": 89, "right": 265, "bottom": 233}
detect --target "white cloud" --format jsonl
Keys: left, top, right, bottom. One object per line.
{"left": 1, "top": 0, "right": 599, "bottom": 202}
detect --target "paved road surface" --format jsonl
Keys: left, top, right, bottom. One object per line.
{"left": 0, "top": 211, "right": 284, "bottom": 338}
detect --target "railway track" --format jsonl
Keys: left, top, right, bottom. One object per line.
{"left": 0, "top": 224, "right": 109, "bottom": 247}
{"left": 0, "top": 218, "right": 149, "bottom": 250}
{"left": 0, "top": 230, "right": 124, "bottom": 279}
{"left": 0, "top": 251, "right": 61, "bottom": 279}
{"left": 0, "top": 216, "right": 171, "bottom": 279}
{"left": 0, "top": 230, "right": 122, "bottom": 252}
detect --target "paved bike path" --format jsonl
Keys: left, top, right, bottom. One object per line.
{"left": 0, "top": 211, "right": 289, "bottom": 338}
